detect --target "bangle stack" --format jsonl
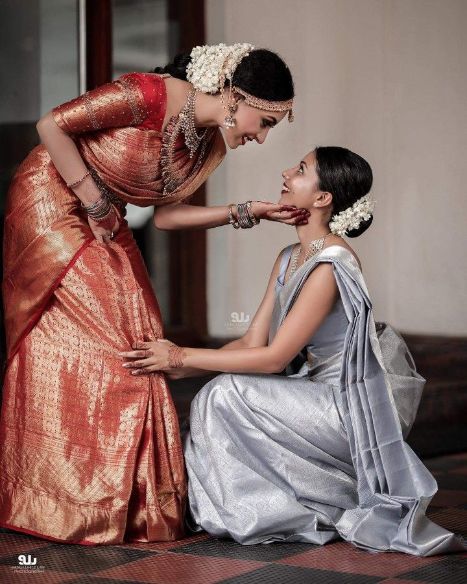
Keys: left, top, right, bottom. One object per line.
{"left": 81, "top": 195, "right": 112, "bottom": 222}
{"left": 227, "top": 201, "right": 259, "bottom": 229}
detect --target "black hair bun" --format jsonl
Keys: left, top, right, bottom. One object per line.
{"left": 345, "top": 215, "right": 373, "bottom": 238}
{"left": 153, "top": 53, "right": 191, "bottom": 80}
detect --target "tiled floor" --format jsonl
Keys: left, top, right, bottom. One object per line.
{"left": 0, "top": 452, "right": 466, "bottom": 584}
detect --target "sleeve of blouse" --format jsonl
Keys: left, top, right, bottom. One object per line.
{"left": 51, "top": 72, "right": 165, "bottom": 135}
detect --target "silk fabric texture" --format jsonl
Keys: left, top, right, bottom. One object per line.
{"left": 184, "top": 245, "right": 466, "bottom": 556}
{"left": 0, "top": 73, "right": 225, "bottom": 544}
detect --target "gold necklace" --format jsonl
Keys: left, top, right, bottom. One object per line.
{"left": 288, "top": 232, "right": 333, "bottom": 278}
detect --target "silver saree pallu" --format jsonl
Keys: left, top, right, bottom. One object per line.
{"left": 184, "top": 245, "right": 466, "bottom": 555}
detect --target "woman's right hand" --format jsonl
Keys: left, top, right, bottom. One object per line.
{"left": 87, "top": 205, "right": 121, "bottom": 244}
{"left": 250, "top": 201, "right": 310, "bottom": 226}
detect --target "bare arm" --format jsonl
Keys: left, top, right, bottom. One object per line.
{"left": 165, "top": 337, "right": 252, "bottom": 380}
{"left": 36, "top": 112, "right": 121, "bottom": 243}
{"left": 181, "top": 262, "right": 338, "bottom": 373}
{"left": 36, "top": 112, "right": 102, "bottom": 206}
{"left": 153, "top": 201, "right": 309, "bottom": 231}
{"left": 121, "top": 261, "right": 339, "bottom": 375}
{"left": 165, "top": 251, "right": 284, "bottom": 379}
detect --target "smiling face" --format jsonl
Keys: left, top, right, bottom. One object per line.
{"left": 279, "top": 150, "right": 324, "bottom": 209}
{"left": 222, "top": 99, "right": 286, "bottom": 149}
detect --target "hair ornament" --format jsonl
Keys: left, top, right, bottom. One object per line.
{"left": 186, "top": 43, "right": 295, "bottom": 122}
{"left": 329, "top": 193, "right": 375, "bottom": 237}
{"left": 186, "top": 43, "right": 254, "bottom": 94}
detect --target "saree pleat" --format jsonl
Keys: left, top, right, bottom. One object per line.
{"left": 0, "top": 216, "right": 186, "bottom": 543}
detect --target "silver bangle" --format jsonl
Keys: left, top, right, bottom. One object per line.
{"left": 237, "top": 202, "right": 254, "bottom": 228}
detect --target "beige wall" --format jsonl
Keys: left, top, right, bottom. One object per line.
{"left": 206, "top": 0, "right": 467, "bottom": 338}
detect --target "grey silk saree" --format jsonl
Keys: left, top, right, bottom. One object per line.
{"left": 184, "top": 245, "right": 466, "bottom": 556}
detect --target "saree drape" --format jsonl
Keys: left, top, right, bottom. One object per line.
{"left": 0, "top": 72, "right": 225, "bottom": 544}
{"left": 184, "top": 245, "right": 466, "bottom": 556}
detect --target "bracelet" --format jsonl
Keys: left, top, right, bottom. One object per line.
{"left": 88, "top": 166, "right": 126, "bottom": 214}
{"left": 81, "top": 195, "right": 112, "bottom": 222}
{"left": 168, "top": 343, "right": 186, "bottom": 368}
{"left": 237, "top": 202, "right": 254, "bottom": 228}
{"left": 67, "top": 170, "right": 90, "bottom": 189}
{"left": 245, "top": 200, "right": 260, "bottom": 225}
{"left": 227, "top": 203, "right": 240, "bottom": 229}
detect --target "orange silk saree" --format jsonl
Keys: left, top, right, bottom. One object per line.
{"left": 0, "top": 73, "right": 225, "bottom": 544}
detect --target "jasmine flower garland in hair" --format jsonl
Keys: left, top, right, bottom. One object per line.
{"left": 329, "top": 193, "right": 376, "bottom": 237}
{"left": 186, "top": 43, "right": 255, "bottom": 94}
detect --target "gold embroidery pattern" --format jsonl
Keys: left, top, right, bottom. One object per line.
{"left": 116, "top": 75, "right": 147, "bottom": 126}
{"left": 83, "top": 92, "right": 101, "bottom": 130}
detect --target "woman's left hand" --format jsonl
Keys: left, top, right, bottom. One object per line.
{"left": 118, "top": 339, "right": 174, "bottom": 375}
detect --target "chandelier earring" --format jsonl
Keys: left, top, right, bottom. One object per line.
{"left": 220, "top": 78, "right": 238, "bottom": 129}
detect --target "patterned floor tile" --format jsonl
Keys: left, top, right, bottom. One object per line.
{"left": 0, "top": 565, "right": 80, "bottom": 584}
{"left": 115, "top": 532, "right": 210, "bottom": 553}
{"left": 218, "top": 563, "right": 382, "bottom": 584}
{"left": 172, "top": 537, "right": 318, "bottom": 562}
{"left": 88, "top": 552, "right": 266, "bottom": 584}
{"left": 278, "top": 540, "right": 445, "bottom": 577}
{"left": 397, "top": 555, "right": 467, "bottom": 583}
{"left": 0, "top": 542, "right": 156, "bottom": 574}
{"left": 431, "top": 489, "right": 467, "bottom": 507}
{"left": 425, "top": 508, "right": 467, "bottom": 537}
{"left": 0, "top": 532, "right": 51, "bottom": 557}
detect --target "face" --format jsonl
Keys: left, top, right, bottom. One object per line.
{"left": 279, "top": 150, "right": 324, "bottom": 209}
{"left": 223, "top": 100, "right": 286, "bottom": 149}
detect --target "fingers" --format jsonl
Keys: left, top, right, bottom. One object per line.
{"left": 122, "top": 358, "right": 151, "bottom": 369}
{"left": 128, "top": 366, "right": 158, "bottom": 376}
{"left": 270, "top": 209, "right": 309, "bottom": 222}
{"left": 263, "top": 202, "right": 298, "bottom": 211}
{"left": 132, "top": 341, "right": 151, "bottom": 350}
{"left": 119, "top": 350, "right": 149, "bottom": 359}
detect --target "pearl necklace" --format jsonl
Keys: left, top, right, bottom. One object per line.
{"left": 288, "top": 232, "right": 333, "bottom": 279}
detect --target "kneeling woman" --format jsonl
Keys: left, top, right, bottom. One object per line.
{"left": 120, "top": 146, "right": 465, "bottom": 556}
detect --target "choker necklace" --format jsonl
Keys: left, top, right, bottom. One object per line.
{"left": 178, "top": 88, "right": 209, "bottom": 158}
{"left": 288, "top": 232, "right": 333, "bottom": 278}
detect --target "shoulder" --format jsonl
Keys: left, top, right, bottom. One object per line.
{"left": 268, "top": 244, "right": 294, "bottom": 281}
{"left": 275, "top": 243, "right": 295, "bottom": 267}
{"left": 321, "top": 237, "right": 362, "bottom": 271}
{"left": 117, "top": 71, "right": 165, "bottom": 86}
{"left": 117, "top": 73, "right": 168, "bottom": 129}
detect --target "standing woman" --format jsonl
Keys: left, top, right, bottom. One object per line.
{"left": 0, "top": 43, "right": 300, "bottom": 545}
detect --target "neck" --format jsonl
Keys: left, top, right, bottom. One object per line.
{"left": 295, "top": 216, "right": 331, "bottom": 249}
{"left": 193, "top": 91, "right": 223, "bottom": 128}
